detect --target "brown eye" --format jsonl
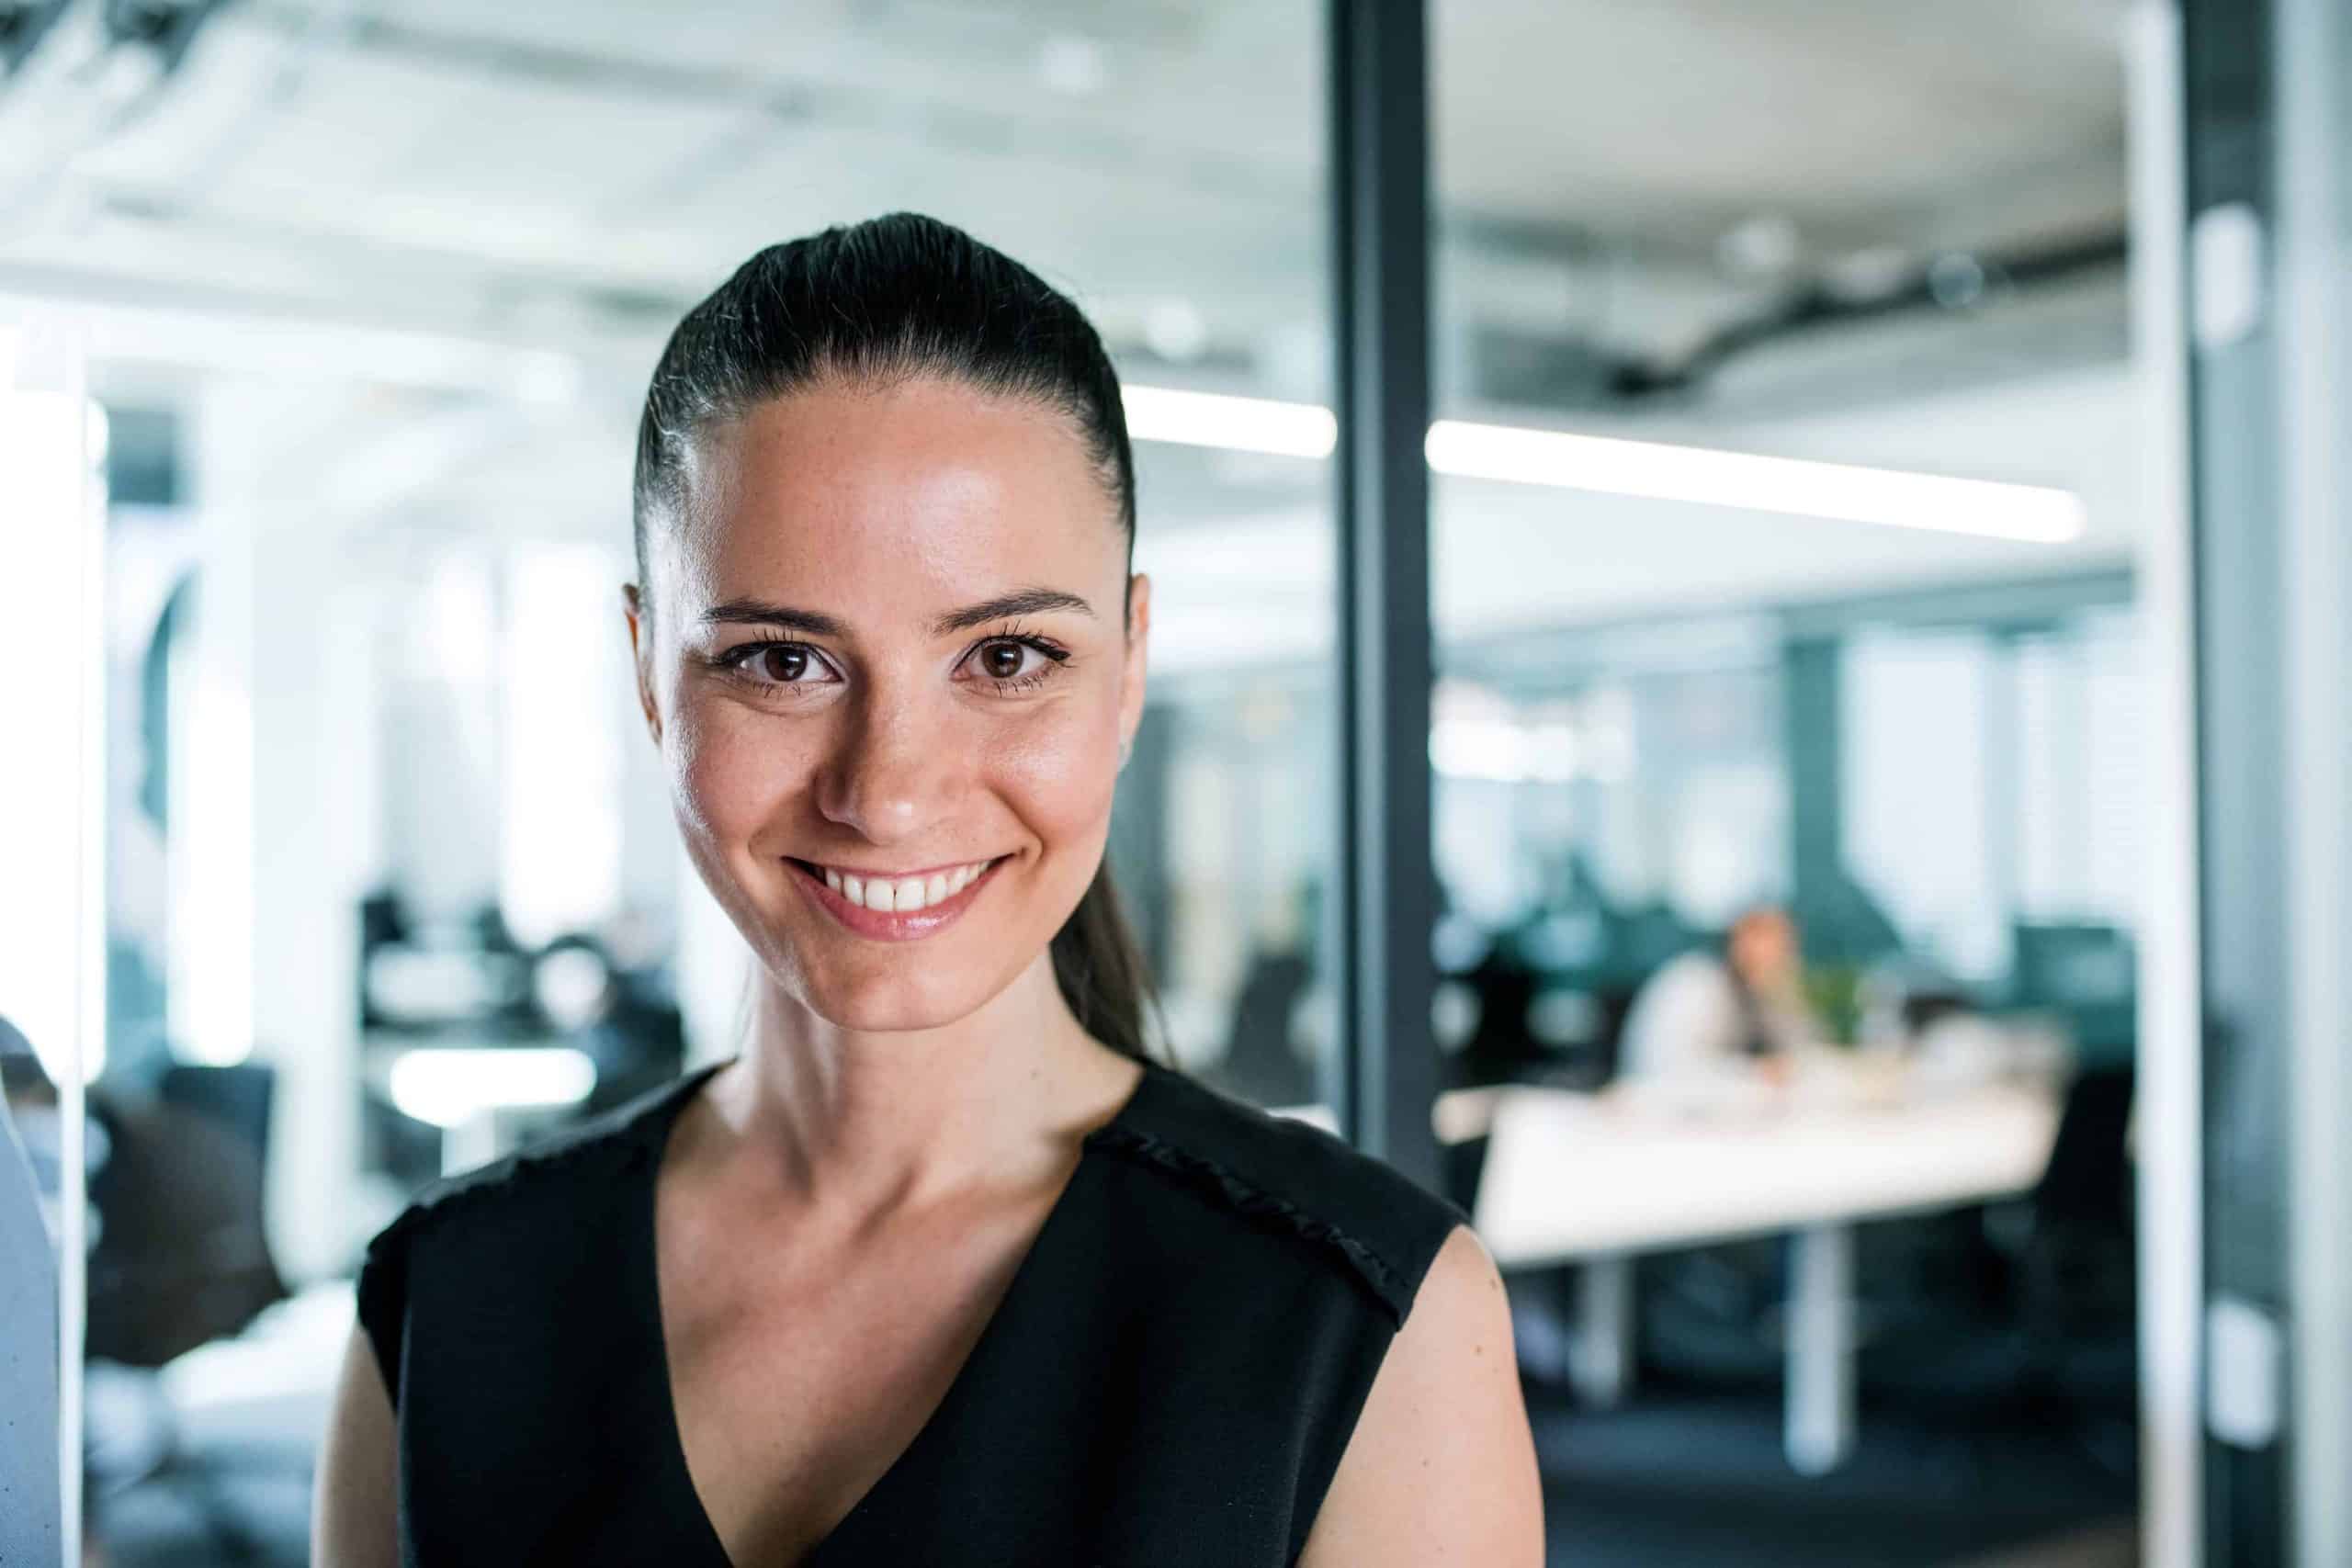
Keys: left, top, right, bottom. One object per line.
{"left": 978, "top": 641, "right": 1026, "bottom": 680}
{"left": 722, "top": 642, "right": 831, "bottom": 687}
{"left": 758, "top": 646, "right": 810, "bottom": 683}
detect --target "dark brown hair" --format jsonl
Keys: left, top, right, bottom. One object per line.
{"left": 632, "top": 211, "right": 1161, "bottom": 1063}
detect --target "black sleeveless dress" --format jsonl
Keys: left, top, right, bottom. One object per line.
{"left": 356, "top": 1054, "right": 1469, "bottom": 1566}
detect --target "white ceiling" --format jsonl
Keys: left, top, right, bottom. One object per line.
{"left": 8, "top": 0, "right": 2128, "bottom": 356}
{"left": 3, "top": 0, "right": 2141, "bottom": 648}
{"left": 1436, "top": 0, "right": 2128, "bottom": 257}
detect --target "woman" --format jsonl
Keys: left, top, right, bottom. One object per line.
{"left": 314, "top": 213, "right": 1542, "bottom": 1566}
{"left": 1618, "top": 904, "right": 1824, "bottom": 1085}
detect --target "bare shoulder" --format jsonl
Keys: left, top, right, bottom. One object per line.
{"left": 1298, "top": 1224, "right": 1544, "bottom": 1566}
{"left": 312, "top": 1324, "right": 400, "bottom": 1568}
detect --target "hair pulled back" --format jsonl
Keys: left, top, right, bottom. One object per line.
{"left": 632, "top": 212, "right": 1159, "bottom": 1064}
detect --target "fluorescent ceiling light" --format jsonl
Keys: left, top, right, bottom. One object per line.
{"left": 1122, "top": 385, "right": 1336, "bottom": 458}
{"left": 1122, "top": 386, "right": 2084, "bottom": 544}
{"left": 1425, "top": 419, "right": 2086, "bottom": 544}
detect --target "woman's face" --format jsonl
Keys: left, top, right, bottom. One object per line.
{"left": 628, "top": 374, "right": 1149, "bottom": 1035}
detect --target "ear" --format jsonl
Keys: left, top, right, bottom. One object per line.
{"left": 1118, "top": 571, "right": 1151, "bottom": 752}
{"left": 622, "top": 583, "right": 663, "bottom": 747}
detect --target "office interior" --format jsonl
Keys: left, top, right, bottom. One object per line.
{"left": 4, "top": 1, "right": 2346, "bottom": 1564}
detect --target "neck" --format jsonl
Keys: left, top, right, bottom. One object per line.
{"left": 697, "top": 951, "right": 1137, "bottom": 1219}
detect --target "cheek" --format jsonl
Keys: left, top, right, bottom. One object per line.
{"left": 992, "top": 701, "right": 1122, "bottom": 842}
{"left": 668, "top": 698, "right": 808, "bottom": 848}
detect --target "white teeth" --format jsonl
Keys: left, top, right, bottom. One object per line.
{"left": 821, "top": 858, "right": 995, "bottom": 913}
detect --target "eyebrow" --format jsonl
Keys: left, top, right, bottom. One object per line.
{"left": 699, "top": 585, "right": 1097, "bottom": 639}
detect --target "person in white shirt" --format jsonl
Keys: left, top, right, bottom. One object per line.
{"left": 1617, "top": 906, "right": 1823, "bottom": 1083}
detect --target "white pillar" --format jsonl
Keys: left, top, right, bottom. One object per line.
{"left": 0, "top": 304, "right": 101, "bottom": 1568}
{"left": 180, "top": 387, "right": 375, "bottom": 1282}
{"left": 248, "top": 522, "right": 374, "bottom": 1280}
{"left": 2278, "top": 0, "right": 2352, "bottom": 1561}
{"left": 2125, "top": 7, "right": 2204, "bottom": 1565}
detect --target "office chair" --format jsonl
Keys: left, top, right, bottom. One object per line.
{"left": 85, "top": 1062, "right": 292, "bottom": 1564}
{"left": 2002, "top": 1066, "right": 2137, "bottom": 1476}
{"left": 88, "top": 1066, "right": 286, "bottom": 1365}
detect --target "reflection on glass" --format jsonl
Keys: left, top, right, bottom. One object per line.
{"left": 4, "top": 308, "right": 103, "bottom": 1568}
{"left": 1431, "top": 0, "right": 2141, "bottom": 1549}
{"left": 21, "top": 7, "right": 1337, "bottom": 1562}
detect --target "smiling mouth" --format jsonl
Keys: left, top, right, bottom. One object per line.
{"left": 782, "top": 853, "right": 1009, "bottom": 942}
{"left": 786, "top": 855, "right": 1009, "bottom": 915}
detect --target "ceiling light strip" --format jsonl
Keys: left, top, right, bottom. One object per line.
{"left": 1427, "top": 419, "right": 2087, "bottom": 543}
{"left": 1120, "top": 385, "right": 1337, "bottom": 458}
{"left": 1119, "top": 385, "right": 2086, "bottom": 544}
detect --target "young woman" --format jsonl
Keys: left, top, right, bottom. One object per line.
{"left": 314, "top": 212, "right": 1542, "bottom": 1566}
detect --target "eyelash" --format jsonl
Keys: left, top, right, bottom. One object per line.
{"left": 712, "top": 631, "right": 1073, "bottom": 698}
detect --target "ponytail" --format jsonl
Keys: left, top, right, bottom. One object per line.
{"left": 1049, "top": 860, "right": 1163, "bottom": 1065}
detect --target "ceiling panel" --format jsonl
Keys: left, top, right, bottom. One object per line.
{"left": 1434, "top": 0, "right": 2127, "bottom": 254}
{"left": 13, "top": 0, "right": 2143, "bottom": 625}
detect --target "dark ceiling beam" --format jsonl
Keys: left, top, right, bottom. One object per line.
{"left": 1608, "top": 229, "right": 2128, "bottom": 398}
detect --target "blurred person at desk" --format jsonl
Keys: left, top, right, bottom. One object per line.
{"left": 1616, "top": 904, "right": 1824, "bottom": 1085}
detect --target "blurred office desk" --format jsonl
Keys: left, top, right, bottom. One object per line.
{"left": 156, "top": 1280, "right": 355, "bottom": 1465}
{"left": 363, "top": 1040, "right": 598, "bottom": 1175}
{"left": 1470, "top": 1074, "right": 2062, "bottom": 1474}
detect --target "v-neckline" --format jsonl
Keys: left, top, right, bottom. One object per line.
{"left": 635, "top": 1055, "right": 1162, "bottom": 1568}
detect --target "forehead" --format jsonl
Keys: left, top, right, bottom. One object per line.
{"left": 665, "top": 375, "right": 1121, "bottom": 606}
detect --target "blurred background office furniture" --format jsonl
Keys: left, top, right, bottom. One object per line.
{"left": 1215, "top": 942, "right": 1319, "bottom": 1108}
{"left": 364, "top": 1043, "right": 598, "bottom": 1175}
{"left": 1999, "top": 1065, "right": 2137, "bottom": 1465}
{"left": 2007, "top": 923, "right": 2136, "bottom": 1074}
{"left": 86, "top": 1066, "right": 285, "bottom": 1368}
{"left": 1474, "top": 1064, "right": 2063, "bottom": 1474}
{"left": 80, "top": 1064, "right": 312, "bottom": 1568}
{"left": 356, "top": 903, "right": 684, "bottom": 1185}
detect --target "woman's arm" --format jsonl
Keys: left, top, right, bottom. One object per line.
{"left": 312, "top": 1324, "right": 401, "bottom": 1568}
{"left": 1298, "top": 1224, "right": 1544, "bottom": 1565}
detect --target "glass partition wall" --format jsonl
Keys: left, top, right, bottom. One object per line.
{"left": 1430, "top": 1, "right": 2146, "bottom": 1561}
{"left": 16, "top": 7, "right": 1337, "bottom": 1562}
{"left": 1, "top": 304, "right": 101, "bottom": 1567}
{"left": 7, "top": 2, "right": 2239, "bottom": 1563}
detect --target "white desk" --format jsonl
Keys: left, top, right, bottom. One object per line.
{"left": 363, "top": 1043, "right": 598, "bottom": 1175}
{"left": 1468, "top": 1077, "right": 2061, "bottom": 1473}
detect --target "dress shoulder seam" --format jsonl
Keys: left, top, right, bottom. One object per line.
{"left": 1087, "top": 1120, "right": 1425, "bottom": 1325}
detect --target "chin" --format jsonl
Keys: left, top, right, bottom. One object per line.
{"left": 784, "top": 959, "right": 994, "bottom": 1036}
{"left": 814, "top": 991, "right": 974, "bottom": 1035}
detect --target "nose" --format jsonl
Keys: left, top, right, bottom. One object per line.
{"left": 813, "top": 686, "right": 962, "bottom": 845}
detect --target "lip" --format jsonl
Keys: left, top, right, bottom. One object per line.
{"left": 808, "top": 857, "right": 986, "bottom": 882}
{"left": 786, "top": 855, "right": 1007, "bottom": 942}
